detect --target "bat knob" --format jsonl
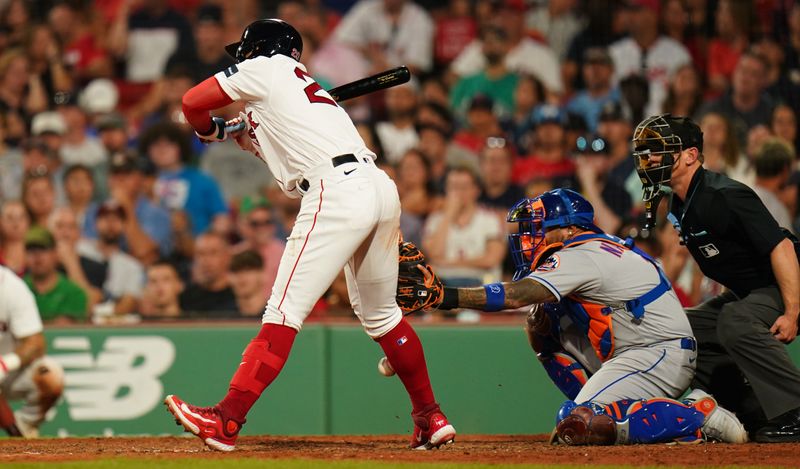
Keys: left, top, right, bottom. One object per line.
{"left": 225, "top": 121, "right": 246, "bottom": 134}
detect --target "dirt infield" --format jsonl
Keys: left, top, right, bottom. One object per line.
{"left": 0, "top": 434, "right": 797, "bottom": 467}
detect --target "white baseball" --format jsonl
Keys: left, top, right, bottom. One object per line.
{"left": 378, "top": 356, "right": 396, "bottom": 377}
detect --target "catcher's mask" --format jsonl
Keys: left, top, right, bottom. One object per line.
{"left": 507, "top": 189, "right": 600, "bottom": 281}
{"left": 632, "top": 114, "right": 703, "bottom": 202}
{"left": 225, "top": 19, "right": 303, "bottom": 63}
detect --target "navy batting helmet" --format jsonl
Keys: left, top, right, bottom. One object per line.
{"left": 225, "top": 19, "right": 303, "bottom": 63}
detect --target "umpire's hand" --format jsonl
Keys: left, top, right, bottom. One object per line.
{"left": 770, "top": 313, "right": 799, "bottom": 344}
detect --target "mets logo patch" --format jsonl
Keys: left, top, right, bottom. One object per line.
{"left": 535, "top": 254, "right": 560, "bottom": 272}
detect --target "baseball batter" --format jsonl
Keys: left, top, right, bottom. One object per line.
{"left": 398, "top": 189, "right": 746, "bottom": 444}
{"left": 165, "top": 19, "right": 455, "bottom": 452}
{"left": 0, "top": 265, "right": 64, "bottom": 438}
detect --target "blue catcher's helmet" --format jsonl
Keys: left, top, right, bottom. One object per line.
{"left": 507, "top": 189, "right": 599, "bottom": 281}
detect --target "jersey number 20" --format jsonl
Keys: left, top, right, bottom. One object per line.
{"left": 294, "top": 67, "right": 337, "bottom": 107}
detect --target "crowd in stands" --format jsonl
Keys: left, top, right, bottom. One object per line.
{"left": 0, "top": 0, "right": 798, "bottom": 323}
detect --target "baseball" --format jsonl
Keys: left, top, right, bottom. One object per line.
{"left": 377, "top": 356, "right": 396, "bottom": 377}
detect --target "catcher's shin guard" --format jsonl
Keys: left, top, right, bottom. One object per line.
{"left": 612, "top": 398, "right": 706, "bottom": 444}
{"left": 541, "top": 352, "right": 589, "bottom": 400}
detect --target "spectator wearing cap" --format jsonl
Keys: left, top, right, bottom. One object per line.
{"left": 423, "top": 165, "right": 505, "bottom": 287}
{"left": 140, "top": 122, "right": 229, "bottom": 237}
{"left": 574, "top": 135, "right": 632, "bottom": 234}
{"left": 525, "top": 0, "right": 582, "bottom": 61}
{"left": 96, "top": 113, "right": 130, "bottom": 156}
{"left": 478, "top": 137, "right": 524, "bottom": 211}
{"left": 450, "top": 0, "right": 563, "bottom": 99}
{"left": 699, "top": 51, "right": 775, "bottom": 148}
{"left": 23, "top": 226, "right": 88, "bottom": 323}
{"left": 165, "top": 4, "right": 234, "bottom": 84}
{"left": 57, "top": 97, "right": 107, "bottom": 169}
{"left": 47, "top": 2, "right": 112, "bottom": 81}
{"left": 566, "top": 47, "right": 621, "bottom": 133}
{"left": 513, "top": 105, "right": 575, "bottom": 189}
{"left": 450, "top": 26, "right": 519, "bottom": 123}
{"left": 229, "top": 250, "right": 267, "bottom": 317}
{"left": 752, "top": 139, "right": 795, "bottom": 231}
{"left": 376, "top": 81, "right": 419, "bottom": 164}
{"left": 596, "top": 102, "right": 639, "bottom": 204}
{"left": 452, "top": 95, "right": 504, "bottom": 156}
{"left": 77, "top": 200, "right": 145, "bottom": 317}
{"left": 0, "top": 200, "right": 29, "bottom": 275}
{"left": 180, "top": 232, "right": 237, "bottom": 315}
{"left": 63, "top": 164, "right": 96, "bottom": 232}
{"left": 108, "top": 0, "right": 195, "bottom": 83}
{"left": 140, "top": 260, "right": 184, "bottom": 318}
{"left": 84, "top": 151, "right": 171, "bottom": 263}
{"left": 31, "top": 111, "right": 67, "bottom": 156}
{"left": 334, "top": 0, "right": 434, "bottom": 75}
{"left": 608, "top": 0, "right": 691, "bottom": 117}
{"left": 233, "top": 196, "right": 285, "bottom": 299}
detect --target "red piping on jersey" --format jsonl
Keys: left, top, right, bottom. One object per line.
{"left": 181, "top": 76, "right": 234, "bottom": 134}
{"left": 277, "top": 180, "right": 325, "bottom": 320}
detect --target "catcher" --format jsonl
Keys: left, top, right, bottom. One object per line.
{"left": 394, "top": 188, "right": 747, "bottom": 445}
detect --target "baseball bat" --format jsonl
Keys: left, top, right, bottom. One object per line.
{"left": 225, "top": 66, "right": 411, "bottom": 134}
{"left": 327, "top": 66, "right": 411, "bottom": 102}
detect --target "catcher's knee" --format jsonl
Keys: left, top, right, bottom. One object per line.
{"left": 31, "top": 357, "right": 64, "bottom": 399}
{"left": 556, "top": 402, "right": 617, "bottom": 446}
{"left": 541, "top": 352, "right": 589, "bottom": 400}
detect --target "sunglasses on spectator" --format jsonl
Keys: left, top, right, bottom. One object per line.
{"left": 249, "top": 218, "right": 273, "bottom": 228}
{"left": 485, "top": 137, "right": 507, "bottom": 149}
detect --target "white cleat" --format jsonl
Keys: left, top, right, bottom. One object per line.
{"left": 685, "top": 389, "right": 748, "bottom": 444}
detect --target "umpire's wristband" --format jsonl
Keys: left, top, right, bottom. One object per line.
{"left": 439, "top": 287, "right": 459, "bottom": 310}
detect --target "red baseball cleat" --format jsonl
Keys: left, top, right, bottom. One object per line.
{"left": 410, "top": 404, "right": 456, "bottom": 450}
{"left": 164, "top": 394, "right": 243, "bottom": 451}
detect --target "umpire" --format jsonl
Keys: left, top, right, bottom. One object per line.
{"left": 632, "top": 114, "right": 800, "bottom": 442}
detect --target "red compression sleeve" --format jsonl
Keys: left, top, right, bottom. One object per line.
{"left": 181, "top": 77, "right": 234, "bottom": 134}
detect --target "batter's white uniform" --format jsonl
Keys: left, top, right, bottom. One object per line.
{"left": 529, "top": 238, "right": 696, "bottom": 404}
{"left": 215, "top": 55, "right": 403, "bottom": 337}
{"left": 0, "top": 266, "right": 63, "bottom": 430}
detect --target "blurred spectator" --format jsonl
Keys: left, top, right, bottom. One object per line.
{"left": 0, "top": 49, "right": 48, "bottom": 123}
{"left": 179, "top": 232, "right": 237, "bottom": 314}
{"left": 513, "top": 105, "right": 575, "bottom": 189}
{"left": 140, "top": 122, "right": 229, "bottom": 236}
{"left": 63, "top": 164, "right": 96, "bottom": 231}
{"left": 165, "top": 4, "right": 234, "bottom": 84}
{"left": 771, "top": 104, "right": 798, "bottom": 151}
{"left": 609, "top": 0, "right": 691, "bottom": 116}
{"left": 699, "top": 51, "right": 775, "bottom": 147}
{"left": 525, "top": 0, "right": 582, "bottom": 61}
{"left": 596, "top": 102, "right": 638, "bottom": 205}
{"left": 48, "top": 2, "right": 112, "bottom": 82}
{"left": 140, "top": 260, "right": 184, "bottom": 318}
{"left": 450, "top": 0, "right": 563, "bottom": 98}
{"left": 396, "top": 149, "right": 433, "bottom": 246}
{"left": 417, "top": 123, "right": 476, "bottom": 192}
{"left": 452, "top": 95, "right": 503, "bottom": 155}
{"left": 662, "top": 64, "right": 703, "bottom": 118}
{"left": 25, "top": 23, "right": 72, "bottom": 98}
{"left": 48, "top": 206, "right": 103, "bottom": 310}
{"left": 565, "top": 47, "right": 620, "bottom": 133}
{"left": 96, "top": 113, "right": 130, "bottom": 155}
{"left": 22, "top": 172, "right": 56, "bottom": 228}
{"left": 745, "top": 124, "right": 773, "bottom": 166}
{"left": 59, "top": 99, "right": 106, "bottom": 167}
{"left": 77, "top": 200, "right": 145, "bottom": 316}
{"left": 752, "top": 138, "right": 794, "bottom": 230}
{"left": 84, "top": 151, "right": 170, "bottom": 263}
{"left": 574, "top": 135, "right": 631, "bottom": 234}
{"left": 23, "top": 226, "right": 88, "bottom": 323}
{"left": 376, "top": 81, "right": 419, "bottom": 164}
{"left": 698, "top": 112, "right": 750, "bottom": 185}
{"left": 233, "top": 197, "right": 285, "bottom": 299}
{"left": 450, "top": 26, "right": 518, "bottom": 122}
{"left": 660, "top": 0, "right": 704, "bottom": 74}
{"left": 200, "top": 138, "right": 276, "bottom": 204}
{"left": 0, "top": 200, "right": 28, "bottom": 275}
{"left": 477, "top": 137, "right": 523, "bottom": 211}
{"left": 334, "top": 0, "right": 434, "bottom": 74}
{"left": 31, "top": 111, "right": 66, "bottom": 156}
{"left": 416, "top": 100, "right": 453, "bottom": 135}
{"left": 131, "top": 65, "right": 197, "bottom": 134}
{"left": 229, "top": 250, "right": 266, "bottom": 317}
{"left": 0, "top": 126, "right": 22, "bottom": 201}
{"left": 109, "top": 0, "right": 195, "bottom": 83}
{"left": 1, "top": 0, "right": 31, "bottom": 47}
{"left": 433, "top": 0, "right": 477, "bottom": 67}
{"left": 423, "top": 165, "right": 505, "bottom": 286}
{"left": 507, "top": 74, "right": 544, "bottom": 151}
{"left": 707, "top": 0, "right": 752, "bottom": 96}
{"left": 784, "top": 4, "right": 800, "bottom": 103}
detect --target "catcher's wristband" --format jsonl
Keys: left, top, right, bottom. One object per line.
{"left": 484, "top": 283, "right": 506, "bottom": 312}
{"left": 440, "top": 287, "right": 459, "bottom": 310}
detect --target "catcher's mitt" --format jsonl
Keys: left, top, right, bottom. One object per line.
{"left": 397, "top": 240, "right": 443, "bottom": 314}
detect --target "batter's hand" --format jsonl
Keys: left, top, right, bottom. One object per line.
{"left": 229, "top": 112, "right": 256, "bottom": 153}
{"left": 770, "top": 313, "right": 798, "bottom": 344}
{"left": 196, "top": 116, "right": 243, "bottom": 144}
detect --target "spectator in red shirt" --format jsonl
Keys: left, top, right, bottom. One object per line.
{"left": 452, "top": 95, "right": 503, "bottom": 155}
{"left": 707, "top": 0, "right": 753, "bottom": 96}
{"left": 513, "top": 104, "right": 575, "bottom": 189}
{"left": 48, "top": 2, "right": 112, "bottom": 82}
{"left": 434, "top": 0, "right": 477, "bottom": 67}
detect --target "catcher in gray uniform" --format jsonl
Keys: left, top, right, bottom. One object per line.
{"left": 395, "top": 188, "right": 747, "bottom": 445}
